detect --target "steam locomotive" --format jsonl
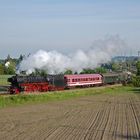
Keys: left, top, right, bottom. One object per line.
{"left": 8, "top": 73, "right": 128, "bottom": 94}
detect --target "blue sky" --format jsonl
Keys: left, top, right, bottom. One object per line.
{"left": 0, "top": 0, "right": 140, "bottom": 58}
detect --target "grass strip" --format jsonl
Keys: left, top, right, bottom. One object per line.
{"left": 0, "top": 86, "right": 134, "bottom": 108}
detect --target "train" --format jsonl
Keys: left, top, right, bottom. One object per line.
{"left": 8, "top": 72, "right": 130, "bottom": 94}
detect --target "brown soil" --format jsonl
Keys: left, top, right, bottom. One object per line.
{"left": 0, "top": 92, "right": 140, "bottom": 140}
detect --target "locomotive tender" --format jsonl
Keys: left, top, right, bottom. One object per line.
{"left": 8, "top": 73, "right": 126, "bottom": 94}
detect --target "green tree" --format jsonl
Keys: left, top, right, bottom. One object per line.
{"left": 136, "top": 61, "right": 140, "bottom": 76}
{"left": 4, "top": 60, "right": 16, "bottom": 75}
{"left": 132, "top": 76, "right": 140, "bottom": 87}
{"left": 0, "top": 64, "right": 4, "bottom": 75}
{"left": 132, "top": 60, "right": 140, "bottom": 87}
{"left": 95, "top": 67, "right": 107, "bottom": 74}
{"left": 80, "top": 68, "right": 95, "bottom": 74}
{"left": 19, "top": 54, "right": 24, "bottom": 61}
{"left": 64, "top": 69, "right": 73, "bottom": 74}
{"left": 111, "top": 63, "right": 120, "bottom": 71}
{"left": 40, "top": 70, "right": 47, "bottom": 76}
{"left": 17, "top": 54, "right": 24, "bottom": 64}
{"left": 6, "top": 54, "right": 11, "bottom": 62}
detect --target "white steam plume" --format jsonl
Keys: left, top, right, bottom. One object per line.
{"left": 17, "top": 35, "right": 126, "bottom": 74}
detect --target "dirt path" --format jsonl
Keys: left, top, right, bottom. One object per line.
{"left": 0, "top": 91, "right": 140, "bottom": 140}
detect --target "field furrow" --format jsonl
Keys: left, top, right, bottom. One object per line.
{"left": 0, "top": 88, "right": 140, "bottom": 140}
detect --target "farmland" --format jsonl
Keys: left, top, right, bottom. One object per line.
{"left": 0, "top": 86, "right": 140, "bottom": 140}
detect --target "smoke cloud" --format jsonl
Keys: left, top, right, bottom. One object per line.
{"left": 17, "top": 35, "right": 126, "bottom": 74}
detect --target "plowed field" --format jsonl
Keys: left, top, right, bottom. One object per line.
{"left": 0, "top": 90, "right": 140, "bottom": 140}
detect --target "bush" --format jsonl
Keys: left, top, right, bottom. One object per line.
{"left": 132, "top": 76, "right": 140, "bottom": 87}
{"left": 0, "top": 64, "right": 4, "bottom": 75}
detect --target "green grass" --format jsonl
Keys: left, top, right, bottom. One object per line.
{"left": 0, "top": 75, "right": 12, "bottom": 85}
{"left": 0, "top": 86, "right": 136, "bottom": 108}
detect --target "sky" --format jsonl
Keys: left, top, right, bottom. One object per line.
{"left": 0, "top": 0, "right": 140, "bottom": 58}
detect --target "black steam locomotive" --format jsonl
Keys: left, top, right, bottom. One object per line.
{"left": 8, "top": 75, "right": 66, "bottom": 94}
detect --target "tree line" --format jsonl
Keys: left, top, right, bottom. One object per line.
{"left": 0, "top": 54, "right": 23, "bottom": 75}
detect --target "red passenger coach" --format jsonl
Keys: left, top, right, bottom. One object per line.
{"left": 64, "top": 74, "right": 103, "bottom": 88}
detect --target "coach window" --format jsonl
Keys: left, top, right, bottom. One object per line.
{"left": 96, "top": 77, "right": 99, "bottom": 80}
